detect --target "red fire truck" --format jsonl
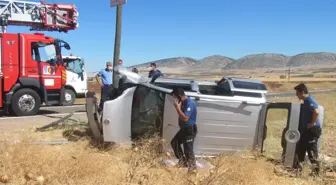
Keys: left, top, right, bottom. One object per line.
{"left": 0, "top": 0, "right": 79, "bottom": 116}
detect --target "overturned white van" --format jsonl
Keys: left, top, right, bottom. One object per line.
{"left": 85, "top": 66, "right": 324, "bottom": 169}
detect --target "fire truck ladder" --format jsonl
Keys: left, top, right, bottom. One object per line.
{"left": 0, "top": 0, "right": 79, "bottom": 33}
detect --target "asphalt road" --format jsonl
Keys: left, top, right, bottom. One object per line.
{"left": 2, "top": 88, "right": 335, "bottom": 118}
{"left": 38, "top": 104, "right": 86, "bottom": 115}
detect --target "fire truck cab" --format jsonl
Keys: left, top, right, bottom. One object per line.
{"left": 0, "top": 32, "right": 70, "bottom": 116}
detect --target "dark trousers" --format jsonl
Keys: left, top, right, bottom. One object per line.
{"left": 99, "top": 85, "right": 114, "bottom": 111}
{"left": 171, "top": 125, "right": 198, "bottom": 169}
{"left": 296, "top": 126, "right": 322, "bottom": 174}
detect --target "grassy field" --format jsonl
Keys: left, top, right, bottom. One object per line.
{"left": 264, "top": 81, "right": 336, "bottom": 92}
{"left": 1, "top": 91, "right": 336, "bottom": 184}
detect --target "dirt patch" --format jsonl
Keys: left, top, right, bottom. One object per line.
{"left": 265, "top": 82, "right": 284, "bottom": 90}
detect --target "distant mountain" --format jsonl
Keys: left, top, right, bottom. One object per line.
{"left": 224, "top": 54, "right": 290, "bottom": 69}
{"left": 287, "top": 52, "right": 336, "bottom": 67}
{"left": 132, "top": 57, "right": 198, "bottom": 71}
{"left": 191, "top": 55, "right": 235, "bottom": 72}
{"left": 87, "top": 52, "right": 336, "bottom": 75}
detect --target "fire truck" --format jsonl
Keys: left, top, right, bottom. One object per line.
{"left": 0, "top": 0, "right": 79, "bottom": 116}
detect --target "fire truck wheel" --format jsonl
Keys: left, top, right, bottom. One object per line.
{"left": 63, "top": 89, "right": 76, "bottom": 106}
{"left": 11, "top": 88, "right": 41, "bottom": 116}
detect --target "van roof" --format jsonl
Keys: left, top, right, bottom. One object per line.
{"left": 62, "top": 56, "right": 80, "bottom": 59}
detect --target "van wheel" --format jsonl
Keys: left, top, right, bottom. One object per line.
{"left": 62, "top": 89, "right": 76, "bottom": 106}
{"left": 11, "top": 88, "right": 41, "bottom": 116}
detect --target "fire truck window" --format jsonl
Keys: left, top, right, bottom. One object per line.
{"left": 31, "top": 42, "right": 57, "bottom": 63}
{"left": 131, "top": 86, "right": 165, "bottom": 141}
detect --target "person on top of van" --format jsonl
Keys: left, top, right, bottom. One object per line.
{"left": 131, "top": 67, "right": 139, "bottom": 74}
{"left": 148, "top": 63, "right": 164, "bottom": 80}
{"left": 170, "top": 87, "right": 198, "bottom": 172}
{"left": 117, "top": 59, "right": 124, "bottom": 79}
{"left": 294, "top": 83, "right": 322, "bottom": 175}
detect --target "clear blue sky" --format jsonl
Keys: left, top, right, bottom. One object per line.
{"left": 7, "top": 0, "right": 336, "bottom": 72}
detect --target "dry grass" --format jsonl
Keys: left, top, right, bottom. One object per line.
{"left": 1, "top": 91, "right": 336, "bottom": 184}
{"left": 0, "top": 131, "right": 330, "bottom": 185}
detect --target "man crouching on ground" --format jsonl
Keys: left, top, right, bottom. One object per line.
{"left": 170, "top": 87, "right": 198, "bottom": 172}
{"left": 294, "top": 83, "right": 322, "bottom": 175}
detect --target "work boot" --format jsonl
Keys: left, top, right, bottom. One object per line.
{"left": 188, "top": 165, "right": 197, "bottom": 174}
{"left": 177, "top": 159, "right": 188, "bottom": 168}
{"left": 188, "top": 160, "right": 197, "bottom": 172}
{"left": 311, "top": 166, "right": 320, "bottom": 177}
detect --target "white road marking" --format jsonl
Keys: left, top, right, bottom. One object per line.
{"left": 0, "top": 112, "right": 86, "bottom": 120}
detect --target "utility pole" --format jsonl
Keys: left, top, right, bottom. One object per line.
{"left": 288, "top": 66, "right": 291, "bottom": 82}
{"left": 113, "top": 5, "right": 122, "bottom": 89}
{"left": 110, "top": 0, "right": 127, "bottom": 89}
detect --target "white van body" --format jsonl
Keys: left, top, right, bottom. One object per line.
{"left": 85, "top": 66, "right": 324, "bottom": 169}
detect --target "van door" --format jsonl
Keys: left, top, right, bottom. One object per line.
{"left": 102, "top": 86, "right": 137, "bottom": 145}
{"left": 257, "top": 103, "right": 301, "bottom": 168}
{"left": 257, "top": 103, "right": 325, "bottom": 169}
{"left": 162, "top": 95, "right": 263, "bottom": 156}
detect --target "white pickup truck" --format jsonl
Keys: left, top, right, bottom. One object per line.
{"left": 62, "top": 55, "right": 88, "bottom": 106}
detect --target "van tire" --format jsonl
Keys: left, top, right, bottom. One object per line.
{"left": 11, "top": 88, "right": 41, "bottom": 116}
{"left": 62, "top": 89, "right": 76, "bottom": 106}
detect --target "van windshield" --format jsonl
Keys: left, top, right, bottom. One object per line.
{"left": 63, "top": 58, "right": 83, "bottom": 74}
{"left": 131, "top": 86, "right": 165, "bottom": 140}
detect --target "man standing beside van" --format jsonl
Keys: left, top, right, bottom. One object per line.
{"left": 171, "top": 87, "right": 198, "bottom": 172}
{"left": 294, "top": 83, "right": 322, "bottom": 175}
{"left": 96, "top": 62, "right": 114, "bottom": 112}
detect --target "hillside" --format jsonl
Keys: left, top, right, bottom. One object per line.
{"left": 224, "top": 54, "right": 290, "bottom": 69}
{"left": 132, "top": 57, "right": 198, "bottom": 71}
{"left": 128, "top": 52, "right": 336, "bottom": 72}
{"left": 86, "top": 52, "right": 336, "bottom": 75}
{"left": 287, "top": 52, "right": 336, "bottom": 67}
{"left": 191, "top": 55, "right": 235, "bottom": 73}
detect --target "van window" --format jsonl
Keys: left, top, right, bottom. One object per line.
{"left": 131, "top": 86, "right": 165, "bottom": 140}
{"left": 199, "top": 81, "right": 233, "bottom": 96}
{"left": 154, "top": 82, "right": 192, "bottom": 91}
{"left": 232, "top": 80, "right": 267, "bottom": 91}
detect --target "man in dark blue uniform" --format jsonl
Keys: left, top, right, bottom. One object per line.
{"left": 96, "top": 62, "right": 114, "bottom": 112}
{"left": 170, "top": 87, "right": 198, "bottom": 172}
{"left": 294, "top": 83, "right": 322, "bottom": 175}
{"left": 148, "top": 63, "right": 164, "bottom": 82}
